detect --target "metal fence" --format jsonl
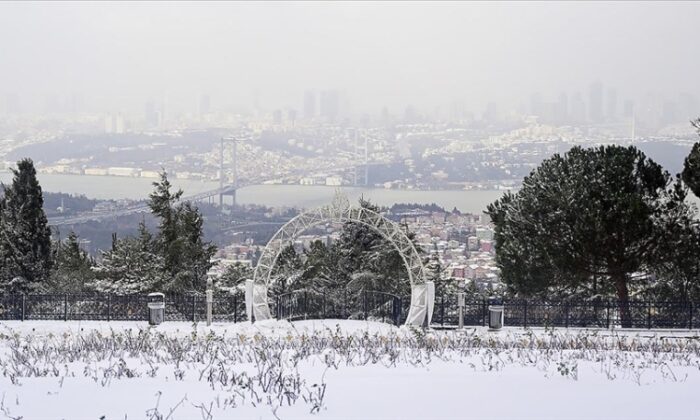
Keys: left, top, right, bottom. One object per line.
{"left": 0, "top": 293, "right": 246, "bottom": 323}
{"left": 430, "top": 297, "right": 698, "bottom": 329}
{"left": 0, "top": 292, "right": 697, "bottom": 329}
{"left": 275, "top": 290, "right": 403, "bottom": 325}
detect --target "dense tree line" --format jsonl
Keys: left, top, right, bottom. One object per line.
{"left": 0, "top": 161, "right": 215, "bottom": 295}
{"left": 487, "top": 118, "right": 700, "bottom": 327}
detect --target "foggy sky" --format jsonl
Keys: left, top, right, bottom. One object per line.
{"left": 1, "top": 1, "right": 699, "bottom": 116}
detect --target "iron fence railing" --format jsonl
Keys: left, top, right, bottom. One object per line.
{"left": 0, "top": 292, "right": 246, "bottom": 323}
{"left": 0, "top": 292, "right": 696, "bottom": 329}
{"left": 430, "top": 297, "right": 698, "bottom": 329}
{"left": 275, "top": 289, "right": 402, "bottom": 325}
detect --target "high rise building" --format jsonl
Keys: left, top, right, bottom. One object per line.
{"left": 272, "top": 109, "right": 283, "bottom": 125}
{"left": 570, "top": 92, "right": 586, "bottom": 124}
{"left": 588, "top": 81, "right": 603, "bottom": 123}
{"left": 606, "top": 88, "right": 617, "bottom": 122}
{"left": 555, "top": 92, "right": 568, "bottom": 124}
{"left": 320, "top": 90, "right": 340, "bottom": 122}
{"left": 287, "top": 109, "right": 297, "bottom": 126}
{"left": 623, "top": 100, "right": 635, "bottom": 118}
{"left": 303, "top": 90, "right": 316, "bottom": 119}
{"left": 104, "top": 114, "right": 125, "bottom": 134}
{"left": 144, "top": 100, "right": 159, "bottom": 128}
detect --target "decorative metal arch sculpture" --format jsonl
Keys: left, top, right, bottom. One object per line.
{"left": 248, "top": 192, "right": 434, "bottom": 326}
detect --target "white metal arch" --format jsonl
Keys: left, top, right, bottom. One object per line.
{"left": 248, "top": 192, "right": 433, "bottom": 326}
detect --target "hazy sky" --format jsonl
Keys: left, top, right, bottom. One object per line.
{"left": 1, "top": 1, "right": 699, "bottom": 115}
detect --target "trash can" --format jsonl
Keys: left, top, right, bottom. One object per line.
{"left": 488, "top": 297, "right": 504, "bottom": 330}
{"left": 147, "top": 292, "right": 165, "bottom": 325}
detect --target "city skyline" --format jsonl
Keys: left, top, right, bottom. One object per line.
{"left": 1, "top": 2, "right": 700, "bottom": 117}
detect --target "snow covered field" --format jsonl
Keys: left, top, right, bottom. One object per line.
{"left": 1, "top": 320, "right": 699, "bottom": 419}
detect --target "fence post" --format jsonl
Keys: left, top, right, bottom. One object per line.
{"left": 565, "top": 302, "right": 569, "bottom": 328}
{"left": 234, "top": 294, "right": 238, "bottom": 323}
{"left": 343, "top": 288, "right": 347, "bottom": 319}
{"left": 363, "top": 292, "right": 368, "bottom": 320}
{"left": 394, "top": 297, "right": 401, "bottom": 326}
{"left": 606, "top": 300, "right": 611, "bottom": 329}
{"left": 64, "top": 294, "right": 68, "bottom": 321}
{"left": 107, "top": 294, "right": 111, "bottom": 322}
{"left": 440, "top": 295, "right": 445, "bottom": 326}
{"left": 482, "top": 298, "right": 487, "bottom": 327}
{"left": 21, "top": 295, "right": 25, "bottom": 321}
{"left": 192, "top": 294, "right": 197, "bottom": 323}
{"left": 647, "top": 302, "right": 652, "bottom": 329}
{"left": 322, "top": 292, "right": 326, "bottom": 319}
{"left": 690, "top": 302, "right": 694, "bottom": 330}
{"left": 524, "top": 300, "right": 528, "bottom": 329}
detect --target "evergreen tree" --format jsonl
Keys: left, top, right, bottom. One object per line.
{"left": 646, "top": 188, "right": 700, "bottom": 303}
{"left": 168, "top": 201, "right": 217, "bottom": 292}
{"left": 218, "top": 262, "right": 253, "bottom": 290}
{"left": 681, "top": 118, "right": 700, "bottom": 197}
{"left": 0, "top": 159, "right": 52, "bottom": 293}
{"left": 334, "top": 199, "right": 417, "bottom": 297}
{"left": 269, "top": 244, "right": 305, "bottom": 297}
{"left": 47, "top": 231, "right": 94, "bottom": 293}
{"left": 93, "top": 222, "right": 165, "bottom": 294}
{"left": 487, "top": 145, "right": 690, "bottom": 327}
{"left": 147, "top": 171, "right": 216, "bottom": 292}
{"left": 148, "top": 171, "right": 183, "bottom": 275}
{"left": 302, "top": 240, "right": 339, "bottom": 292}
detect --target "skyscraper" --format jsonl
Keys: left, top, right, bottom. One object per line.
{"left": 144, "top": 100, "right": 159, "bottom": 128}
{"left": 606, "top": 88, "right": 617, "bottom": 122}
{"left": 555, "top": 92, "right": 568, "bottom": 124}
{"left": 588, "top": 81, "right": 603, "bottom": 123}
{"left": 570, "top": 92, "right": 586, "bottom": 124}
{"left": 303, "top": 90, "right": 316, "bottom": 119}
{"left": 320, "top": 90, "right": 340, "bottom": 122}
{"left": 623, "top": 100, "right": 635, "bottom": 118}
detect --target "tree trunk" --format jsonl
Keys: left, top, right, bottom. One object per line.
{"left": 614, "top": 274, "right": 632, "bottom": 328}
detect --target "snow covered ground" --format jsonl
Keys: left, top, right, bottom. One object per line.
{"left": 0, "top": 320, "right": 699, "bottom": 419}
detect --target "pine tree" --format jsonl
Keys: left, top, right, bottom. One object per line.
{"left": 219, "top": 263, "right": 253, "bottom": 290}
{"left": 681, "top": 118, "right": 700, "bottom": 197}
{"left": 147, "top": 171, "right": 216, "bottom": 292}
{"left": 269, "top": 244, "right": 305, "bottom": 297}
{"left": 487, "top": 145, "right": 690, "bottom": 327}
{"left": 93, "top": 222, "right": 165, "bottom": 295}
{"left": 148, "top": 171, "right": 183, "bottom": 276}
{"left": 168, "top": 201, "right": 217, "bottom": 292}
{"left": 0, "top": 159, "right": 52, "bottom": 293}
{"left": 47, "top": 231, "right": 94, "bottom": 293}
{"left": 334, "top": 199, "right": 416, "bottom": 297}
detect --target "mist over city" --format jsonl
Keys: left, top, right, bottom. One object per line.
{"left": 1, "top": 2, "right": 700, "bottom": 419}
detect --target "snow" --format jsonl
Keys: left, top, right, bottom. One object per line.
{"left": 1, "top": 320, "right": 699, "bottom": 419}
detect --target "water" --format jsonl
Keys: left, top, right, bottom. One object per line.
{"left": 0, "top": 172, "right": 509, "bottom": 214}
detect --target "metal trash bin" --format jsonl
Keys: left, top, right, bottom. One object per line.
{"left": 488, "top": 297, "right": 504, "bottom": 330}
{"left": 147, "top": 292, "right": 165, "bottom": 325}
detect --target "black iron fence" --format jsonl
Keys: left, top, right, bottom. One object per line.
{"left": 0, "top": 292, "right": 697, "bottom": 329}
{"left": 430, "top": 297, "right": 698, "bottom": 329}
{"left": 275, "top": 289, "right": 403, "bottom": 325}
{"left": 0, "top": 293, "right": 246, "bottom": 323}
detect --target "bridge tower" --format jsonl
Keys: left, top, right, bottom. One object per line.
{"left": 353, "top": 130, "right": 369, "bottom": 186}
{"left": 219, "top": 136, "right": 243, "bottom": 212}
